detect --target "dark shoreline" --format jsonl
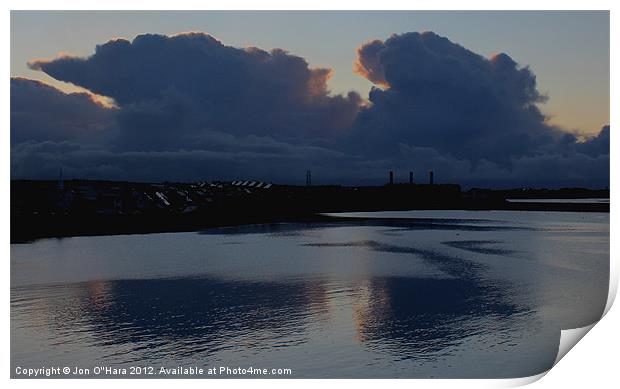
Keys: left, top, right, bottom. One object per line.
{"left": 11, "top": 202, "right": 609, "bottom": 244}
{"left": 11, "top": 180, "right": 609, "bottom": 243}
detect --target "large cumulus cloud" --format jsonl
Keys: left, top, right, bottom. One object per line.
{"left": 347, "top": 31, "right": 608, "bottom": 187}
{"left": 351, "top": 32, "right": 571, "bottom": 164}
{"left": 11, "top": 31, "right": 609, "bottom": 188}
{"left": 28, "top": 32, "right": 362, "bottom": 150}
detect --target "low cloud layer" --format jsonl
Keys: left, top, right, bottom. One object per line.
{"left": 10, "top": 77, "right": 116, "bottom": 145}
{"left": 11, "top": 31, "right": 609, "bottom": 188}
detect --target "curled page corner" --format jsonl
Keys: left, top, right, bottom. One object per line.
{"left": 603, "top": 262, "right": 618, "bottom": 317}
{"left": 553, "top": 322, "right": 597, "bottom": 367}
{"left": 538, "top": 256, "right": 620, "bottom": 379}
{"left": 500, "top": 323, "right": 599, "bottom": 388}
{"left": 498, "top": 371, "right": 549, "bottom": 388}
{"left": 516, "top": 279, "right": 616, "bottom": 386}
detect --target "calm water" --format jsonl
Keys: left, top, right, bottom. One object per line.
{"left": 11, "top": 211, "right": 609, "bottom": 378}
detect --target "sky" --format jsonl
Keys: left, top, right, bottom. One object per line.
{"left": 11, "top": 11, "right": 609, "bottom": 135}
{"left": 10, "top": 11, "right": 610, "bottom": 187}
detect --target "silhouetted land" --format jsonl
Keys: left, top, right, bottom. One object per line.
{"left": 11, "top": 180, "right": 609, "bottom": 243}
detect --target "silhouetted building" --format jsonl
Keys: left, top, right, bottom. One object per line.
{"left": 306, "top": 170, "right": 312, "bottom": 186}
{"left": 409, "top": 171, "right": 414, "bottom": 185}
{"left": 57, "top": 167, "right": 64, "bottom": 192}
{"left": 389, "top": 171, "right": 394, "bottom": 185}
{"left": 429, "top": 170, "right": 434, "bottom": 185}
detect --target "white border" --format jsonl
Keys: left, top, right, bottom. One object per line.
{"left": 3, "top": 1, "right": 619, "bottom": 10}
{"left": 4, "top": 2, "right": 617, "bottom": 388}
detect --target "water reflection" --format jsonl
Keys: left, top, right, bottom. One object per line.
{"left": 12, "top": 277, "right": 333, "bottom": 362}
{"left": 12, "top": 267, "right": 525, "bottom": 369}
{"left": 351, "top": 277, "right": 538, "bottom": 368}
{"left": 307, "top": 240, "right": 526, "bottom": 358}
{"left": 11, "top": 211, "right": 609, "bottom": 378}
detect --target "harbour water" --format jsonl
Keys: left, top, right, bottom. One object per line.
{"left": 11, "top": 210, "right": 609, "bottom": 378}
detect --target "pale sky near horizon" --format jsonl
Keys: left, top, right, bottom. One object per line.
{"left": 11, "top": 10, "right": 610, "bottom": 136}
